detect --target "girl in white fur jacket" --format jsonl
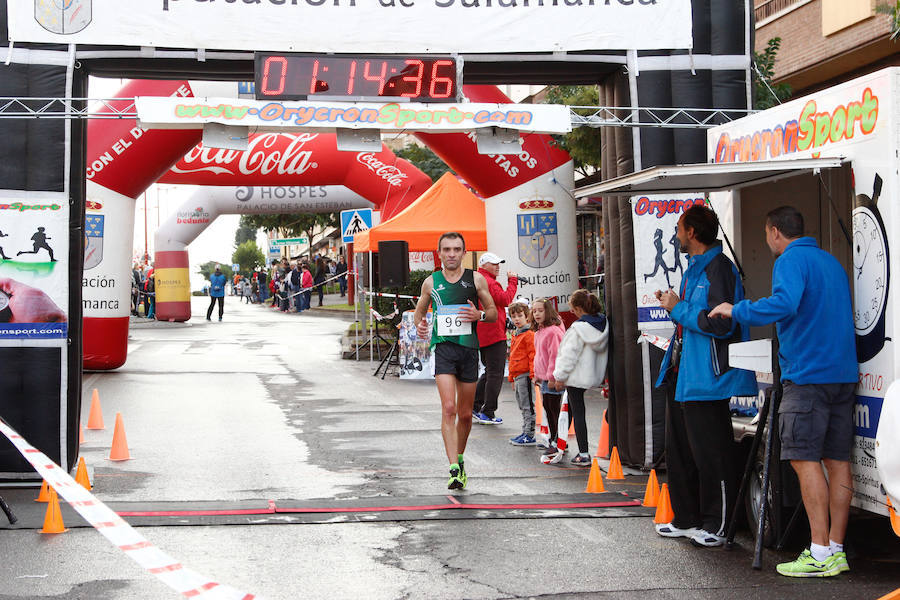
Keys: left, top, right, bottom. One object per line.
{"left": 552, "top": 289, "right": 609, "bottom": 466}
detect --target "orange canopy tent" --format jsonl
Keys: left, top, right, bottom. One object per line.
{"left": 353, "top": 172, "right": 487, "bottom": 252}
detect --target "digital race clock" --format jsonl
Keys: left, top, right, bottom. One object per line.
{"left": 254, "top": 54, "right": 460, "bottom": 103}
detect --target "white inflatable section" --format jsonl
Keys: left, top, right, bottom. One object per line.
{"left": 877, "top": 381, "right": 900, "bottom": 507}
{"left": 484, "top": 161, "right": 577, "bottom": 310}
{"left": 155, "top": 185, "right": 373, "bottom": 253}
{"left": 84, "top": 180, "right": 137, "bottom": 317}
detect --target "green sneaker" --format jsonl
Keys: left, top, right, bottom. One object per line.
{"left": 776, "top": 549, "right": 839, "bottom": 577}
{"left": 827, "top": 551, "right": 849, "bottom": 574}
{"left": 448, "top": 463, "right": 463, "bottom": 490}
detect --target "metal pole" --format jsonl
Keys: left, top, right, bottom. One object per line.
{"left": 143, "top": 191, "right": 148, "bottom": 264}
{"left": 369, "top": 250, "right": 373, "bottom": 364}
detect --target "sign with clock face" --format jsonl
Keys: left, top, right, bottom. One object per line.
{"left": 853, "top": 174, "right": 890, "bottom": 363}
{"left": 255, "top": 54, "right": 459, "bottom": 103}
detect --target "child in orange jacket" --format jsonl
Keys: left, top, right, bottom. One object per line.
{"left": 507, "top": 302, "right": 536, "bottom": 446}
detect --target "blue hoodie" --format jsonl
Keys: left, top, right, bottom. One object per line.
{"left": 209, "top": 272, "right": 226, "bottom": 298}
{"left": 732, "top": 237, "right": 856, "bottom": 384}
{"left": 655, "top": 242, "right": 757, "bottom": 402}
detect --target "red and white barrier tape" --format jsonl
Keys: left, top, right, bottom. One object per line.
{"left": 0, "top": 419, "right": 264, "bottom": 600}
{"left": 541, "top": 391, "right": 570, "bottom": 465}
{"left": 638, "top": 333, "right": 671, "bottom": 352}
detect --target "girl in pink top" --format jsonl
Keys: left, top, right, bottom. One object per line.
{"left": 532, "top": 298, "right": 566, "bottom": 458}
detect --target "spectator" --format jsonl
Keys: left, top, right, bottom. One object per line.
{"left": 472, "top": 252, "right": 518, "bottom": 425}
{"left": 314, "top": 257, "right": 327, "bottom": 307}
{"left": 290, "top": 263, "right": 302, "bottom": 312}
{"left": 257, "top": 268, "right": 268, "bottom": 303}
{"left": 336, "top": 255, "right": 348, "bottom": 297}
{"left": 207, "top": 265, "right": 226, "bottom": 321}
{"left": 507, "top": 301, "right": 536, "bottom": 446}
{"left": 300, "top": 262, "right": 314, "bottom": 312}
{"left": 551, "top": 289, "right": 609, "bottom": 466}
{"left": 532, "top": 298, "right": 566, "bottom": 459}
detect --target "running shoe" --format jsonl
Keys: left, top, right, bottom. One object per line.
{"left": 570, "top": 453, "right": 592, "bottom": 466}
{"left": 655, "top": 523, "right": 701, "bottom": 539}
{"left": 447, "top": 463, "right": 463, "bottom": 490}
{"left": 481, "top": 415, "right": 502, "bottom": 425}
{"left": 690, "top": 529, "right": 726, "bottom": 548}
{"left": 827, "top": 551, "right": 849, "bottom": 574}
{"left": 510, "top": 434, "right": 537, "bottom": 446}
{"left": 472, "top": 411, "right": 491, "bottom": 424}
{"left": 776, "top": 549, "right": 838, "bottom": 577}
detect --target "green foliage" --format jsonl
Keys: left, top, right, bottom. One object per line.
{"left": 234, "top": 216, "right": 258, "bottom": 247}
{"left": 231, "top": 240, "right": 265, "bottom": 276}
{"left": 753, "top": 38, "right": 793, "bottom": 110}
{"left": 371, "top": 269, "right": 433, "bottom": 318}
{"left": 542, "top": 85, "right": 601, "bottom": 176}
{"left": 875, "top": 1, "right": 900, "bottom": 40}
{"left": 395, "top": 144, "right": 452, "bottom": 182}
{"left": 239, "top": 212, "right": 338, "bottom": 259}
{"left": 197, "top": 260, "right": 233, "bottom": 282}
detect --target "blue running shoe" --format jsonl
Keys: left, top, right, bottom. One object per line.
{"left": 510, "top": 433, "right": 536, "bottom": 446}
{"left": 482, "top": 415, "right": 502, "bottom": 425}
{"left": 473, "top": 412, "right": 491, "bottom": 424}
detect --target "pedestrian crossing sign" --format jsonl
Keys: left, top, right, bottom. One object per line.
{"left": 341, "top": 209, "right": 373, "bottom": 243}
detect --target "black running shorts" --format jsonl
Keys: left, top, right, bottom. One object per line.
{"left": 434, "top": 342, "right": 479, "bottom": 383}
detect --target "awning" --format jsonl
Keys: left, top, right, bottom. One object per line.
{"left": 574, "top": 157, "right": 845, "bottom": 198}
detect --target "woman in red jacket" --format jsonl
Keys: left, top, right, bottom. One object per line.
{"left": 473, "top": 252, "right": 518, "bottom": 425}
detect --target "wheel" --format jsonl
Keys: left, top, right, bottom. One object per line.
{"left": 744, "top": 453, "right": 778, "bottom": 548}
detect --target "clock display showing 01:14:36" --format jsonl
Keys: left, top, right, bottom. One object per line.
{"left": 255, "top": 54, "right": 459, "bottom": 102}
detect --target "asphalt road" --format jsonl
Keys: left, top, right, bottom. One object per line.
{"left": 1, "top": 296, "right": 898, "bottom": 600}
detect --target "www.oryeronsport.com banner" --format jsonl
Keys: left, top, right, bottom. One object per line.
{"left": 0, "top": 193, "right": 68, "bottom": 340}
{"left": 10, "top": 0, "right": 692, "bottom": 54}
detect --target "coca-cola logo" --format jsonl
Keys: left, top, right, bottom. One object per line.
{"left": 172, "top": 133, "right": 320, "bottom": 177}
{"left": 356, "top": 153, "right": 409, "bottom": 187}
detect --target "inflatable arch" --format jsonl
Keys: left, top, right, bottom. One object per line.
{"left": 153, "top": 184, "right": 373, "bottom": 322}
{"left": 84, "top": 81, "right": 432, "bottom": 370}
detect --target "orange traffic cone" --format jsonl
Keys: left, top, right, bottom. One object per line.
{"left": 889, "top": 499, "right": 900, "bottom": 538}
{"left": 41, "top": 488, "right": 67, "bottom": 534}
{"left": 86, "top": 389, "right": 104, "bottom": 430}
{"left": 607, "top": 446, "right": 624, "bottom": 480}
{"left": 654, "top": 483, "right": 675, "bottom": 524}
{"left": 34, "top": 480, "right": 50, "bottom": 503}
{"left": 585, "top": 458, "right": 606, "bottom": 493}
{"left": 79, "top": 421, "right": 85, "bottom": 445}
{"left": 642, "top": 469, "right": 660, "bottom": 507}
{"left": 75, "top": 457, "right": 91, "bottom": 491}
{"left": 108, "top": 412, "right": 131, "bottom": 461}
{"left": 596, "top": 409, "right": 610, "bottom": 459}
{"left": 877, "top": 588, "right": 900, "bottom": 600}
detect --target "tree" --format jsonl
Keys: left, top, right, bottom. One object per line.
{"left": 239, "top": 212, "right": 338, "bottom": 259}
{"left": 396, "top": 144, "right": 451, "bottom": 182}
{"left": 753, "top": 37, "right": 792, "bottom": 110}
{"left": 542, "top": 85, "right": 602, "bottom": 177}
{"left": 197, "top": 261, "right": 233, "bottom": 282}
{"left": 234, "top": 216, "right": 257, "bottom": 247}
{"left": 232, "top": 241, "right": 265, "bottom": 275}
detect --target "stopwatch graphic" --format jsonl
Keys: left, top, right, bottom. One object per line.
{"left": 853, "top": 174, "right": 890, "bottom": 363}
{"left": 0, "top": 290, "right": 11, "bottom": 323}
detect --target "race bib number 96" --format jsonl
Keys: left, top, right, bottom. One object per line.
{"left": 436, "top": 304, "right": 472, "bottom": 337}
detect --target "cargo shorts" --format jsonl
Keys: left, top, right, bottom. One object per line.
{"left": 779, "top": 381, "right": 856, "bottom": 462}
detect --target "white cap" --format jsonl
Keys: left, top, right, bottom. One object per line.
{"left": 478, "top": 252, "right": 505, "bottom": 266}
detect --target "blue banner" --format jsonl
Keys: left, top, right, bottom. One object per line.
{"left": 854, "top": 395, "right": 883, "bottom": 438}
{"left": 0, "top": 323, "right": 68, "bottom": 339}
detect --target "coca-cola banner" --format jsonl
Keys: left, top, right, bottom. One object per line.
{"left": 8, "top": 0, "right": 692, "bottom": 54}
{"left": 159, "top": 133, "right": 433, "bottom": 221}
{"left": 135, "top": 97, "right": 572, "bottom": 135}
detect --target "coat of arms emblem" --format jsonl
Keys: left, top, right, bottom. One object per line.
{"left": 517, "top": 212, "right": 558, "bottom": 268}
{"left": 84, "top": 214, "right": 104, "bottom": 270}
{"left": 35, "top": 0, "right": 92, "bottom": 35}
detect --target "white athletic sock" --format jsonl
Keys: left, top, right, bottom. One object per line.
{"left": 810, "top": 542, "right": 832, "bottom": 561}
{"left": 830, "top": 540, "right": 844, "bottom": 554}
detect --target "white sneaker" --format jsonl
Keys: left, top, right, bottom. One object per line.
{"left": 690, "top": 529, "right": 726, "bottom": 547}
{"left": 655, "top": 522, "right": 701, "bottom": 539}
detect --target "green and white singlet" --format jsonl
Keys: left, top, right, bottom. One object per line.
{"left": 430, "top": 269, "right": 479, "bottom": 349}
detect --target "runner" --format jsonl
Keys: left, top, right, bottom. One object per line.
{"left": 414, "top": 232, "right": 498, "bottom": 490}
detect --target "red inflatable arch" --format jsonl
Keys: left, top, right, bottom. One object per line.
{"left": 84, "top": 80, "right": 431, "bottom": 370}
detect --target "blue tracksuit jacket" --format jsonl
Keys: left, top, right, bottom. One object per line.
{"left": 210, "top": 273, "right": 226, "bottom": 298}
{"left": 655, "top": 242, "right": 758, "bottom": 402}
{"left": 731, "top": 237, "right": 856, "bottom": 384}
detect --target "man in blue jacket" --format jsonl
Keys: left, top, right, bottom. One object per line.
{"left": 207, "top": 265, "right": 226, "bottom": 321}
{"left": 710, "top": 206, "right": 856, "bottom": 577}
{"left": 654, "top": 204, "right": 757, "bottom": 548}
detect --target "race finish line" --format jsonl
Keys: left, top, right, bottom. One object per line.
{"left": 0, "top": 419, "right": 264, "bottom": 600}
